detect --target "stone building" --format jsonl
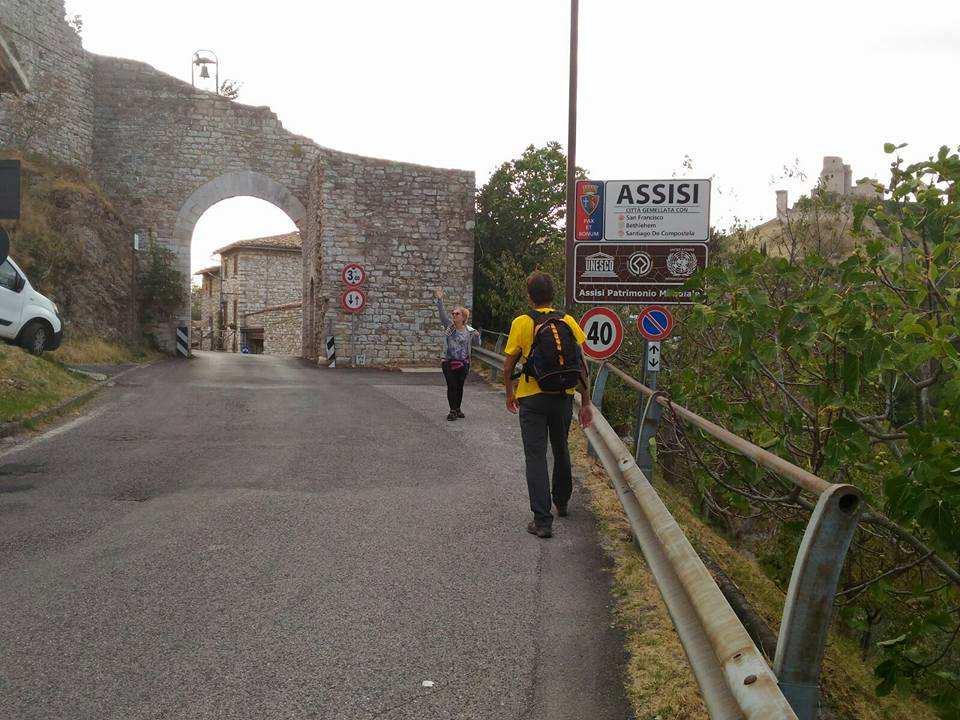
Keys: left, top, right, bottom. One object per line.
{"left": 194, "top": 265, "right": 222, "bottom": 351}
{"left": 242, "top": 302, "right": 302, "bottom": 356}
{"left": 749, "top": 155, "right": 884, "bottom": 258}
{"left": 774, "top": 155, "right": 882, "bottom": 220}
{"left": 195, "top": 232, "right": 302, "bottom": 354}
{"left": 215, "top": 232, "right": 302, "bottom": 354}
{"left": 1, "top": 0, "right": 475, "bottom": 364}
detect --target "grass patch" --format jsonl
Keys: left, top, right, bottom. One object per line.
{"left": 56, "top": 335, "right": 162, "bottom": 366}
{"left": 0, "top": 343, "right": 92, "bottom": 424}
{"left": 570, "top": 432, "right": 709, "bottom": 720}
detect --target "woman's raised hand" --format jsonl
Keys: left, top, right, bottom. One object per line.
{"left": 434, "top": 287, "right": 444, "bottom": 300}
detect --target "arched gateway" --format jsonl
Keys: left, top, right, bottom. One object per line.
{"left": 1, "top": 0, "right": 475, "bottom": 364}
{"left": 92, "top": 55, "right": 474, "bottom": 363}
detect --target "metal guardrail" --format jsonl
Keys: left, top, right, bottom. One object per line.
{"left": 471, "top": 343, "right": 863, "bottom": 720}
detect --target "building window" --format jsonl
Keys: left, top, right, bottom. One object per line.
{"left": 233, "top": 255, "right": 238, "bottom": 276}
{"left": 233, "top": 300, "right": 238, "bottom": 324}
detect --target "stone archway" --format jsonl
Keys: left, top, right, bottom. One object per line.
{"left": 171, "top": 171, "right": 308, "bottom": 348}
{"left": 173, "top": 171, "right": 307, "bottom": 244}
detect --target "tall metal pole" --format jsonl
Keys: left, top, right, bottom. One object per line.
{"left": 564, "top": 0, "right": 579, "bottom": 311}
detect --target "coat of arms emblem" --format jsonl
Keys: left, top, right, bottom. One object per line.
{"left": 579, "top": 183, "right": 600, "bottom": 216}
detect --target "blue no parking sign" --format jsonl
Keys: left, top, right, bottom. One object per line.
{"left": 636, "top": 305, "right": 674, "bottom": 341}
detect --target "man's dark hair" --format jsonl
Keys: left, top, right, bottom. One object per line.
{"left": 526, "top": 271, "right": 555, "bottom": 306}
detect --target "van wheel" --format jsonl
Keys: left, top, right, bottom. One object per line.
{"left": 21, "top": 322, "right": 49, "bottom": 356}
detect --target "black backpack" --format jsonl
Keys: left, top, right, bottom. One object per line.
{"left": 523, "top": 311, "right": 584, "bottom": 392}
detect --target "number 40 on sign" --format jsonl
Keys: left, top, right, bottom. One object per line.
{"left": 579, "top": 306, "right": 624, "bottom": 361}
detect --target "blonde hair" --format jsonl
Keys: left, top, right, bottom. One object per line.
{"left": 455, "top": 306, "right": 471, "bottom": 322}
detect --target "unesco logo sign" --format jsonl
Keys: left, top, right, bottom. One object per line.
{"left": 628, "top": 251, "right": 652, "bottom": 277}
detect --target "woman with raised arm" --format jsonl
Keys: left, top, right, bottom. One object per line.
{"left": 434, "top": 287, "right": 480, "bottom": 421}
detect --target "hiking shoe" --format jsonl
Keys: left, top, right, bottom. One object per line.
{"left": 455, "top": 409, "right": 465, "bottom": 419}
{"left": 526, "top": 521, "right": 552, "bottom": 539}
{"left": 555, "top": 503, "right": 569, "bottom": 517}
{"left": 446, "top": 411, "right": 457, "bottom": 421}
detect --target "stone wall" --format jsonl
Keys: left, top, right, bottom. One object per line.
{"left": 244, "top": 302, "right": 302, "bottom": 356}
{"left": 231, "top": 248, "right": 302, "bottom": 318}
{"left": 302, "top": 153, "right": 475, "bottom": 366}
{"left": 3, "top": 0, "right": 476, "bottom": 362}
{"left": 197, "top": 270, "right": 222, "bottom": 350}
{"left": 0, "top": 0, "right": 93, "bottom": 166}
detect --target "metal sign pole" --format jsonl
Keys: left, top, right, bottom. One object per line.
{"left": 564, "top": 0, "right": 579, "bottom": 311}
{"left": 635, "top": 340, "right": 663, "bottom": 477}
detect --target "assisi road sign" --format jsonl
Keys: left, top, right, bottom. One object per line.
{"left": 646, "top": 341, "right": 662, "bottom": 372}
{"left": 605, "top": 180, "right": 710, "bottom": 242}
{"left": 570, "top": 178, "right": 710, "bottom": 306}
{"left": 579, "top": 306, "right": 624, "bottom": 361}
{"left": 637, "top": 305, "right": 673, "bottom": 341}
{"left": 341, "top": 263, "right": 366, "bottom": 287}
{"left": 340, "top": 288, "right": 366, "bottom": 313}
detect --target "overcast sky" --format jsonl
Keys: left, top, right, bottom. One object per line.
{"left": 65, "top": 0, "right": 959, "bottom": 274}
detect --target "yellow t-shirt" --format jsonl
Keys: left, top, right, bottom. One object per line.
{"left": 504, "top": 308, "right": 586, "bottom": 399}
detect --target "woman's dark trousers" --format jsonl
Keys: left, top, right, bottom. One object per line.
{"left": 441, "top": 361, "right": 469, "bottom": 411}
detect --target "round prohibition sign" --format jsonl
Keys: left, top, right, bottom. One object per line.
{"left": 636, "top": 305, "right": 674, "bottom": 341}
{"left": 579, "top": 306, "right": 624, "bottom": 361}
{"left": 341, "top": 263, "right": 366, "bottom": 287}
{"left": 340, "top": 288, "right": 367, "bottom": 313}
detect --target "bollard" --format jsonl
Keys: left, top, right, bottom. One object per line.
{"left": 175, "top": 324, "right": 190, "bottom": 358}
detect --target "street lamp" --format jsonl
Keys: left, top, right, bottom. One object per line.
{"left": 191, "top": 50, "right": 219, "bottom": 91}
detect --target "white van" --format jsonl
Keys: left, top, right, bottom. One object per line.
{"left": 0, "top": 256, "right": 63, "bottom": 355}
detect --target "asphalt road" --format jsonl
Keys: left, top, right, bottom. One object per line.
{"left": 0, "top": 352, "right": 630, "bottom": 719}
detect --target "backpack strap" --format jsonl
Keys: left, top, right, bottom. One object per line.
{"left": 527, "top": 310, "right": 562, "bottom": 327}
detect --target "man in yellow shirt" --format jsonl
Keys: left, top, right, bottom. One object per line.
{"left": 502, "top": 271, "right": 594, "bottom": 539}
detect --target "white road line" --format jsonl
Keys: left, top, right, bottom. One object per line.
{"left": 0, "top": 406, "right": 106, "bottom": 460}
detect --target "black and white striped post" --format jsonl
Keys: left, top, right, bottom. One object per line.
{"left": 176, "top": 324, "right": 191, "bottom": 358}
{"left": 325, "top": 335, "right": 336, "bottom": 368}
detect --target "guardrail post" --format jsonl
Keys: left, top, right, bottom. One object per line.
{"left": 774, "top": 484, "right": 863, "bottom": 720}
{"left": 491, "top": 335, "right": 506, "bottom": 382}
{"left": 587, "top": 364, "right": 610, "bottom": 459}
{"left": 634, "top": 341, "right": 662, "bottom": 478}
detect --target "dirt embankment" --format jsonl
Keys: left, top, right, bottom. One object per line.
{"left": 1, "top": 152, "right": 138, "bottom": 345}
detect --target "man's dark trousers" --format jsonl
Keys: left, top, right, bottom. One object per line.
{"left": 519, "top": 393, "right": 574, "bottom": 529}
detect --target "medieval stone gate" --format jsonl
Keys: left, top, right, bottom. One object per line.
{"left": 0, "top": 0, "right": 475, "bottom": 364}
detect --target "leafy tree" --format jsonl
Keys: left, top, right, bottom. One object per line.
{"left": 473, "top": 142, "right": 585, "bottom": 329}
{"left": 138, "top": 242, "right": 186, "bottom": 324}
{"left": 650, "top": 144, "right": 960, "bottom": 716}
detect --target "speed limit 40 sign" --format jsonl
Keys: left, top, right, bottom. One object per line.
{"left": 579, "top": 306, "right": 624, "bottom": 360}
